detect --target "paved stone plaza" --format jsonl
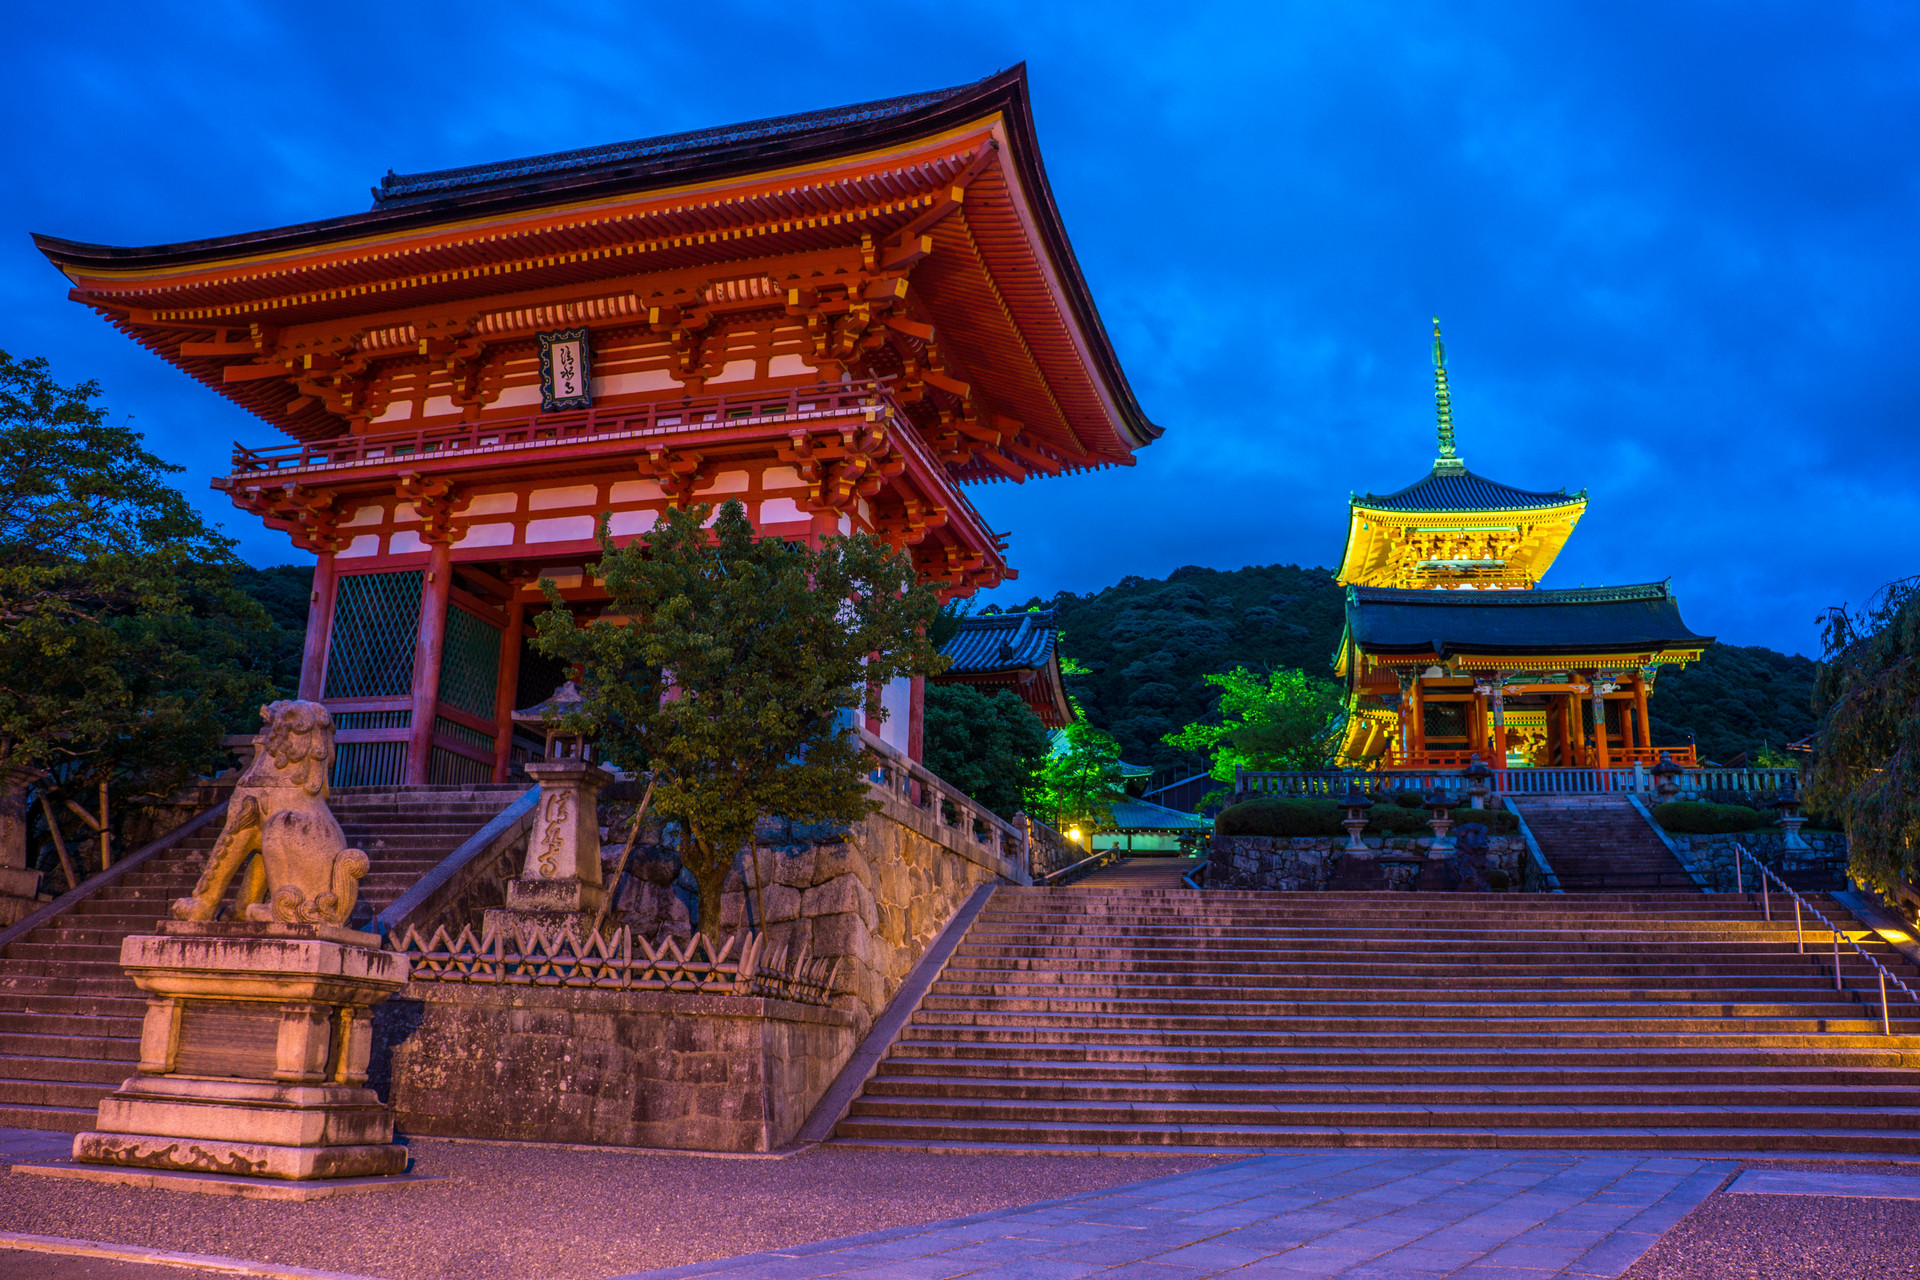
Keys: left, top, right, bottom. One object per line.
{"left": 8, "top": 1130, "right": 1920, "bottom": 1279}
{"left": 617, "top": 1150, "right": 1728, "bottom": 1280}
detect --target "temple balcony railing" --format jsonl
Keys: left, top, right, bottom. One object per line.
{"left": 222, "top": 377, "right": 996, "bottom": 546}
{"left": 1234, "top": 762, "right": 1800, "bottom": 801}
{"left": 1386, "top": 745, "right": 1699, "bottom": 770}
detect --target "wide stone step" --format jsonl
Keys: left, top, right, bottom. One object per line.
{"left": 896, "top": 1041, "right": 1920, "bottom": 1066}
{"left": 875, "top": 1057, "right": 1920, "bottom": 1085}
{"left": 844, "top": 1095, "right": 1920, "bottom": 1132}
{"left": 859, "top": 1077, "right": 1920, "bottom": 1107}
{"left": 901, "top": 1024, "right": 1920, "bottom": 1046}
{"left": 916, "top": 996, "right": 1893, "bottom": 1020}
{"left": 830, "top": 1117, "right": 1920, "bottom": 1154}
{"left": 0, "top": 1100, "right": 98, "bottom": 1134}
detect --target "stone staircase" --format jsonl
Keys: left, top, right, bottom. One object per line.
{"left": 1516, "top": 797, "right": 1698, "bottom": 891}
{"left": 0, "top": 783, "right": 526, "bottom": 1134}
{"left": 834, "top": 886, "right": 1920, "bottom": 1154}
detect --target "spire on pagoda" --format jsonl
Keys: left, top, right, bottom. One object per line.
{"left": 1432, "top": 317, "right": 1464, "bottom": 475}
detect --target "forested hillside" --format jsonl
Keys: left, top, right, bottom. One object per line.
{"left": 1015, "top": 564, "right": 1816, "bottom": 774}
{"left": 1017, "top": 564, "right": 1347, "bottom": 776}
{"left": 1644, "top": 643, "right": 1815, "bottom": 765}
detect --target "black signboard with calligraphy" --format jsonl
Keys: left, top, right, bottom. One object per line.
{"left": 537, "top": 328, "right": 593, "bottom": 411}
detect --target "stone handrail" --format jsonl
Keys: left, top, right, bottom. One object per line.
{"left": 1014, "top": 812, "right": 1084, "bottom": 881}
{"left": 857, "top": 729, "right": 1029, "bottom": 883}
{"left": 0, "top": 801, "right": 230, "bottom": 952}
{"left": 1499, "top": 797, "right": 1562, "bottom": 893}
{"left": 369, "top": 784, "right": 541, "bottom": 938}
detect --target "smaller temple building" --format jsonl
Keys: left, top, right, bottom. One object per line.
{"left": 930, "top": 608, "right": 1076, "bottom": 727}
{"left": 1334, "top": 324, "right": 1713, "bottom": 771}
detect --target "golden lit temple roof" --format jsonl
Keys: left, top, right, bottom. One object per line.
{"left": 1336, "top": 320, "right": 1586, "bottom": 589}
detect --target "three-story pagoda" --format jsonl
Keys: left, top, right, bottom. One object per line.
{"left": 1334, "top": 323, "right": 1711, "bottom": 771}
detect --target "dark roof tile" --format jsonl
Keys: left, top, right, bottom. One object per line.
{"left": 372, "top": 80, "right": 983, "bottom": 208}
{"left": 939, "top": 609, "right": 1058, "bottom": 674}
{"left": 1356, "top": 466, "right": 1580, "bottom": 513}
{"left": 1346, "top": 582, "right": 1713, "bottom": 658}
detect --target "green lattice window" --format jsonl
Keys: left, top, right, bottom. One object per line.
{"left": 430, "top": 747, "right": 494, "bottom": 786}
{"left": 434, "top": 716, "right": 495, "bottom": 753}
{"left": 438, "top": 606, "right": 502, "bottom": 720}
{"left": 1422, "top": 701, "right": 1468, "bottom": 741}
{"left": 324, "top": 572, "right": 422, "bottom": 700}
{"left": 333, "top": 741, "right": 407, "bottom": 789}
{"left": 333, "top": 710, "right": 410, "bottom": 731}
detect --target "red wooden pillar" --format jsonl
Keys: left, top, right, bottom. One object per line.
{"left": 405, "top": 541, "right": 454, "bottom": 786}
{"left": 1634, "top": 673, "right": 1653, "bottom": 751}
{"left": 298, "top": 551, "right": 337, "bottom": 702}
{"left": 491, "top": 596, "right": 526, "bottom": 783}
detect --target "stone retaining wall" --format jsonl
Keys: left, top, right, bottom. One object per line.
{"left": 384, "top": 987, "right": 853, "bottom": 1153}
{"left": 1664, "top": 829, "right": 1849, "bottom": 893}
{"left": 602, "top": 789, "right": 1016, "bottom": 1041}
{"left": 1207, "top": 834, "right": 1526, "bottom": 892}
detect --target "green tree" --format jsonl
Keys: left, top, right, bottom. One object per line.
{"left": 530, "top": 499, "right": 945, "bottom": 936}
{"left": 0, "top": 352, "right": 276, "bottom": 864}
{"left": 1163, "top": 666, "right": 1343, "bottom": 785}
{"left": 1036, "top": 720, "right": 1126, "bottom": 830}
{"left": 1807, "top": 577, "right": 1920, "bottom": 894}
{"left": 920, "top": 683, "right": 1051, "bottom": 820}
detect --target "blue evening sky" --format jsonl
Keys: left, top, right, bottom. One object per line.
{"left": 5, "top": 3, "right": 1914, "bottom": 656}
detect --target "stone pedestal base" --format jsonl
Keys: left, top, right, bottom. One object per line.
{"left": 75, "top": 921, "right": 410, "bottom": 1183}
{"left": 0, "top": 864, "right": 41, "bottom": 927}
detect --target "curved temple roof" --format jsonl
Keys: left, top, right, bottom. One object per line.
{"left": 1355, "top": 466, "right": 1583, "bottom": 514}
{"left": 939, "top": 608, "right": 1060, "bottom": 674}
{"left": 34, "top": 66, "right": 1160, "bottom": 481}
{"left": 1345, "top": 582, "right": 1714, "bottom": 659}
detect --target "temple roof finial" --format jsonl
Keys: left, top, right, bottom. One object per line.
{"left": 1432, "top": 317, "right": 1464, "bottom": 473}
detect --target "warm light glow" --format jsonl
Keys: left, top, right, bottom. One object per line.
{"left": 1876, "top": 929, "right": 1912, "bottom": 944}
{"left": 1067, "top": 827, "right": 1083, "bottom": 845}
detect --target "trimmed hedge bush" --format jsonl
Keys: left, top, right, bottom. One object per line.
{"left": 1215, "top": 798, "right": 1516, "bottom": 839}
{"left": 1652, "top": 801, "right": 1770, "bottom": 834}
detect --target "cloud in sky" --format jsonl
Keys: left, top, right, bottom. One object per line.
{"left": 4, "top": 1, "right": 1915, "bottom": 656}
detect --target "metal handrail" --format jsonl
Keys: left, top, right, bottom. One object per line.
{"left": 1732, "top": 840, "right": 1918, "bottom": 1035}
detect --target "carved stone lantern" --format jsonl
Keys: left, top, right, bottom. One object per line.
{"left": 1462, "top": 754, "right": 1494, "bottom": 811}
{"left": 501, "top": 682, "right": 613, "bottom": 935}
{"left": 1653, "top": 750, "right": 1685, "bottom": 800}
{"left": 1770, "top": 787, "right": 1808, "bottom": 851}
{"left": 1339, "top": 784, "right": 1375, "bottom": 852}
{"left": 1424, "top": 788, "right": 1456, "bottom": 853}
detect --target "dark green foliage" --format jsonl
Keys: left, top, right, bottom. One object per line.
{"left": 0, "top": 351, "right": 278, "bottom": 807}
{"left": 920, "top": 683, "right": 1051, "bottom": 820}
{"left": 1646, "top": 642, "right": 1817, "bottom": 765}
{"left": 530, "top": 499, "right": 944, "bottom": 936}
{"left": 1652, "top": 801, "right": 1770, "bottom": 834}
{"left": 1023, "top": 563, "right": 1345, "bottom": 773}
{"left": 1215, "top": 798, "right": 1515, "bottom": 838}
{"left": 1807, "top": 577, "right": 1920, "bottom": 893}
{"left": 1391, "top": 790, "right": 1426, "bottom": 809}
{"left": 228, "top": 564, "right": 313, "bottom": 700}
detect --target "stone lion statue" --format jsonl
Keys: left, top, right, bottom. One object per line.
{"left": 171, "top": 700, "right": 370, "bottom": 927}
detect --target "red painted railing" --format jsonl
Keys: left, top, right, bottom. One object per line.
{"left": 229, "top": 380, "right": 899, "bottom": 475}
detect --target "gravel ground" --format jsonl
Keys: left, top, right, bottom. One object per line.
{"left": 0, "top": 1142, "right": 1230, "bottom": 1280}
{"left": 1621, "top": 1159, "right": 1920, "bottom": 1280}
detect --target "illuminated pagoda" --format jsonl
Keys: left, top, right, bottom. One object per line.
{"left": 36, "top": 67, "right": 1159, "bottom": 787}
{"left": 1334, "top": 323, "right": 1711, "bottom": 770}
{"left": 930, "top": 609, "right": 1075, "bottom": 728}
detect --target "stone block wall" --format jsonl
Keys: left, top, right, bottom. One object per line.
{"left": 603, "top": 802, "right": 1011, "bottom": 1040}
{"left": 1664, "top": 829, "right": 1849, "bottom": 893}
{"left": 385, "top": 987, "right": 853, "bottom": 1153}
{"left": 1207, "top": 835, "right": 1526, "bottom": 892}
